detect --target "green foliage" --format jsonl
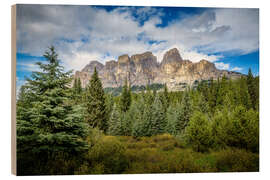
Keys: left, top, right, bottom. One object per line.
{"left": 119, "top": 78, "right": 132, "bottom": 112}
{"left": 77, "top": 136, "right": 128, "bottom": 174}
{"left": 247, "top": 68, "right": 259, "bottom": 110}
{"left": 213, "top": 148, "right": 259, "bottom": 172}
{"left": 179, "top": 91, "right": 192, "bottom": 132}
{"left": 108, "top": 104, "right": 123, "bottom": 136}
{"left": 185, "top": 111, "right": 212, "bottom": 152}
{"left": 161, "top": 84, "right": 169, "bottom": 112}
{"left": 148, "top": 95, "right": 167, "bottom": 135}
{"left": 16, "top": 46, "right": 88, "bottom": 175}
{"left": 84, "top": 67, "right": 107, "bottom": 132}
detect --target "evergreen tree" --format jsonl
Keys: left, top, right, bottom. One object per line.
{"left": 108, "top": 104, "right": 123, "bottom": 136}
{"left": 72, "top": 77, "right": 83, "bottom": 104}
{"left": 119, "top": 78, "right": 131, "bottom": 112}
{"left": 178, "top": 91, "right": 192, "bottom": 133}
{"left": 166, "top": 105, "right": 179, "bottom": 135}
{"left": 16, "top": 46, "right": 88, "bottom": 175}
{"left": 208, "top": 78, "right": 217, "bottom": 113}
{"left": 185, "top": 111, "right": 212, "bottom": 152}
{"left": 130, "top": 98, "right": 147, "bottom": 137}
{"left": 84, "top": 67, "right": 107, "bottom": 132}
{"left": 105, "top": 93, "right": 114, "bottom": 132}
{"left": 148, "top": 95, "right": 167, "bottom": 135}
{"left": 144, "top": 84, "right": 154, "bottom": 105}
{"left": 247, "top": 68, "right": 258, "bottom": 110}
{"left": 238, "top": 76, "right": 252, "bottom": 109}
{"left": 77, "top": 78, "right": 82, "bottom": 94}
{"left": 161, "top": 83, "right": 169, "bottom": 113}
{"left": 216, "top": 75, "right": 228, "bottom": 108}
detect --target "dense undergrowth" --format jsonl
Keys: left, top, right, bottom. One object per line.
{"left": 75, "top": 132, "right": 259, "bottom": 174}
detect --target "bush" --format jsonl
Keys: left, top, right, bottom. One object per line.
{"left": 185, "top": 111, "right": 212, "bottom": 152}
{"left": 213, "top": 148, "right": 259, "bottom": 172}
{"left": 78, "top": 136, "right": 128, "bottom": 174}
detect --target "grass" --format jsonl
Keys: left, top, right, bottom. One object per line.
{"left": 77, "top": 134, "right": 259, "bottom": 174}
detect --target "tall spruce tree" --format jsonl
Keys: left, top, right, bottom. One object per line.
{"left": 239, "top": 76, "right": 252, "bottom": 109}
{"left": 119, "top": 78, "right": 131, "bottom": 112}
{"left": 148, "top": 95, "right": 167, "bottom": 135}
{"left": 108, "top": 104, "right": 123, "bottom": 136}
{"left": 247, "top": 68, "right": 258, "bottom": 110}
{"left": 72, "top": 77, "right": 83, "bottom": 104}
{"left": 161, "top": 83, "right": 169, "bottom": 113}
{"left": 84, "top": 67, "right": 107, "bottom": 132}
{"left": 16, "top": 46, "right": 88, "bottom": 175}
{"left": 130, "top": 97, "right": 147, "bottom": 137}
{"left": 166, "top": 105, "right": 179, "bottom": 135}
{"left": 179, "top": 90, "right": 192, "bottom": 133}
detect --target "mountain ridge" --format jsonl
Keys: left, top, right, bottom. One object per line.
{"left": 74, "top": 48, "right": 242, "bottom": 90}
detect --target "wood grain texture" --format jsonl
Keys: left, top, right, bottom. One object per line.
{"left": 11, "top": 4, "right": 16, "bottom": 175}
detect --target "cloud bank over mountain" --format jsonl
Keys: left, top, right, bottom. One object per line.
{"left": 16, "top": 5, "right": 259, "bottom": 72}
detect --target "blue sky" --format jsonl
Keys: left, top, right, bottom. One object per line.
{"left": 16, "top": 5, "right": 259, "bottom": 89}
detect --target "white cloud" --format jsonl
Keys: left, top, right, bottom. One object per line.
{"left": 215, "top": 62, "right": 230, "bottom": 70}
{"left": 16, "top": 5, "right": 259, "bottom": 71}
{"left": 231, "top": 67, "right": 243, "bottom": 72}
{"left": 17, "top": 62, "right": 40, "bottom": 72}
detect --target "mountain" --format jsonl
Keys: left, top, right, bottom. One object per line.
{"left": 74, "top": 48, "right": 242, "bottom": 90}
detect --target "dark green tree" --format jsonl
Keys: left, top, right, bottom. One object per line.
{"left": 72, "top": 77, "right": 83, "bottom": 104}
{"left": 185, "top": 111, "right": 212, "bottom": 152}
{"left": 178, "top": 90, "right": 192, "bottom": 133}
{"left": 119, "top": 78, "right": 131, "bottom": 112}
{"left": 84, "top": 67, "right": 107, "bottom": 132}
{"left": 238, "top": 76, "right": 252, "bottom": 109}
{"left": 108, "top": 104, "right": 123, "bottom": 136}
{"left": 148, "top": 95, "right": 167, "bottom": 135}
{"left": 161, "top": 83, "right": 169, "bottom": 113}
{"left": 16, "top": 46, "right": 88, "bottom": 175}
{"left": 247, "top": 68, "right": 258, "bottom": 110}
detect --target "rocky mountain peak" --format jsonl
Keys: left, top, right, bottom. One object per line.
{"left": 161, "top": 48, "right": 183, "bottom": 74}
{"left": 81, "top": 60, "right": 104, "bottom": 73}
{"left": 131, "top": 51, "right": 158, "bottom": 68}
{"left": 118, "top": 54, "right": 131, "bottom": 65}
{"left": 105, "top": 60, "right": 117, "bottom": 70}
{"left": 161, "top": 48, "right": 183, "bottom": 65}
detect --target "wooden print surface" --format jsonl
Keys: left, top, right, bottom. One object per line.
{"left": 12, "top": 4, "right": 259, "bottom": 175}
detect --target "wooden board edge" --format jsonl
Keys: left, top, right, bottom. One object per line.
{"left": 11, "top": 4, "right": 17, "bottom": 176}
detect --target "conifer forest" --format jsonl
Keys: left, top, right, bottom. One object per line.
{"left": 16, "top": 47, "right": 259, "bottom": 175}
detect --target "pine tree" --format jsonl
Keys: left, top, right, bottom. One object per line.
{"left": 238, "top": 76, "right": 252, "bottom": 109}
{"left": 108, "top": 104, "right": 123, "bottom": 135}
{"left": 148, "top": 95, "right": 167, "bottom": 135}
{"left": 178, "top": 90, "right": 192, "bottom": 133}
{"left": 208, "top": 78, "right": 217, "bottom": 113}
{"left": 166, "top": 105, "right": 178, "bottom": 135}
{"left": 247, "top": 68, "right": 258, "bottom": 110}
{"left": 185, "top": 111, "right": 212, "bottom": 152}
{"left": 77, "top": 78, "right": 82, "bottom": 94}
{"left": 72, "top": 77, "right": 83, "bottom": 104}
{"left": 161, "top": 83, "right": 169, "bottom": 113}
{"left": 119, "top": 78, "right": 131, "bottom": 112}
{"left": 144, "top": 84, "right": 154, "bottom": 106}
{"left": 16, "top": 46, "right": 88, "bottom": 175}
{"left": 84, "top": 67, "right": 107, "bottom": 132}
{"left": 130, "top": 98, "right": 146, "bottom": 137}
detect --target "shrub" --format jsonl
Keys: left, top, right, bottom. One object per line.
{"left": 80, "top": 136, "right": 128, "bottom": 174}
{"left": 185, "top": 111, "right": 212, "bottom": 152}
{"left": 213, "top": 148, "right": 259, "bottom": 172}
